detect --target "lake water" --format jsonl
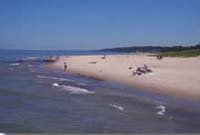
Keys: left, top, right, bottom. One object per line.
{"left": 0, "top": 50, "right": 200, "bottom": 133}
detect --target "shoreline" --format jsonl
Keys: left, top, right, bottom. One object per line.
{"left": 51, "top": 54, "right": 200, "bottom": 100}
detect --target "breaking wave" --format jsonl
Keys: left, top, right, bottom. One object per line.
{"left": 52, "top": 83, "right": 94, "bottom": 94}
{"left": 52, "top": 83, "right": 59, "bottom": 87}
{"left": 10, "top": 63, "right": 20, "bottom": 66}
{"left": 109, "top": 104, "right": 124, "bottom": 111}
{"left": 37, "top": 75, "right": 73, "bottom": 82}
{"left": 156, "top": 105, "right": 166, "bottom": 116}
{"left": 61, "top": 85, "right": 95, "bottom": 94}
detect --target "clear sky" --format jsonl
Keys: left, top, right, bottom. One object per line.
{"left": 0, "top": 0, "right": 199, "bottom": 50}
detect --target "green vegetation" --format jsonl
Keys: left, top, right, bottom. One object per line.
{"left": 100, "top": 43, "right": 200, "bottom": 53}
{"left": 100, "top": 43, "right": 200, "bottom": 57}
{"left": 159, "top": 49, "right": 200, "bottom": 57}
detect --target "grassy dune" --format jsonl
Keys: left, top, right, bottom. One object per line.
{"left": 159, "top": 49, "right": 200, "bottom": 57}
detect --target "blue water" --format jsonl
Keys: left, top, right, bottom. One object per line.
{"left": 0, "top": 50, "right": 200, "bottom": 133}
{"left": 0, "top": 49, "right": 118, "bottom": 62}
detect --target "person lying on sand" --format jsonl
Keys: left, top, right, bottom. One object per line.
{"left": 88, "top": 61, "right": 99, "bottom": 64}
{"left": 132, "top": 67, "right": 143, "bottom": 76}
{"left": 136, "top": 67, "right": 143, "bottom": 75}
{"left": 133, "top": 64, "right": 152, "bottom": 76}
{"left": 142, "top": 64, "right": 152, "bottom": 72}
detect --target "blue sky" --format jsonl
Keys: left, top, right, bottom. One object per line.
{"left": 0, "top": 0, "right": 199, "bottom": 50}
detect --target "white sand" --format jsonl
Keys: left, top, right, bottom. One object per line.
{"left": 52, "top": 54, "right": 200, "bottom": 100}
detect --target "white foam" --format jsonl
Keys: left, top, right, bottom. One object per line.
{"left": 50, "top": 80, "right": 93, "bottom": 95}
{"left": 10, "top": 63, "right": 20, "bottom": 66}
{"left": 52, "top": 83, "right": 60, "bottom": 87}
{"left": 156, "top": 105, "right": 166, "bottom": 116}
{"left": 0, "top": 133, "right": 6, "bottom": 135}
{"left": 109, "top": 104, "right": 124, "bottom": 111}
{"left": 156, "top": 105, "right": 166, "bottom": 110}
{"left": 61, "top": 85, "right": 94, "bottom": 94}
{"left": 157, "top": 111, "right": 165, "bottom": 116}
{"left": 37, "top": 75, "right": 73, "bottom": 82}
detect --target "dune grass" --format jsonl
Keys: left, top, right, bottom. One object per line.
{"left": 159, "top": 49, "right": 200, "bottom": 57}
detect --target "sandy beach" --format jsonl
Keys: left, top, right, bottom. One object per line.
{"left": 52, "top": 54, "right": 200, "bottom": 100}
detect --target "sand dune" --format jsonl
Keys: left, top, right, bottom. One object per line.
{"left": 52, "top": 54, "right": 200, "bottom": 100}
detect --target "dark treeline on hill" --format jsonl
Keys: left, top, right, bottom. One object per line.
{"left": 100, "top": 43, "right": 200, "bottom": 53}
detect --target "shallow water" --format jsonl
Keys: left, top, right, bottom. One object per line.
{"left": 0, "top": 50, "right": 200, "bottom": 133}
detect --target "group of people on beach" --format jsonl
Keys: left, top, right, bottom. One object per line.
{"left": 132, "top": 64, "right": 152, "bottom": 76}
{"left": 62, "top": 54, "right": 153, "bottom": 77}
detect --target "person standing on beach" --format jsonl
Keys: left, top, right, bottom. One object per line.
{"left": 64, "top": 62, "right": 67, "bottom": 71}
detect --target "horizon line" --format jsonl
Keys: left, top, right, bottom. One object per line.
{"left": 1, "top": 43, "right": 199, "bottom": 51}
